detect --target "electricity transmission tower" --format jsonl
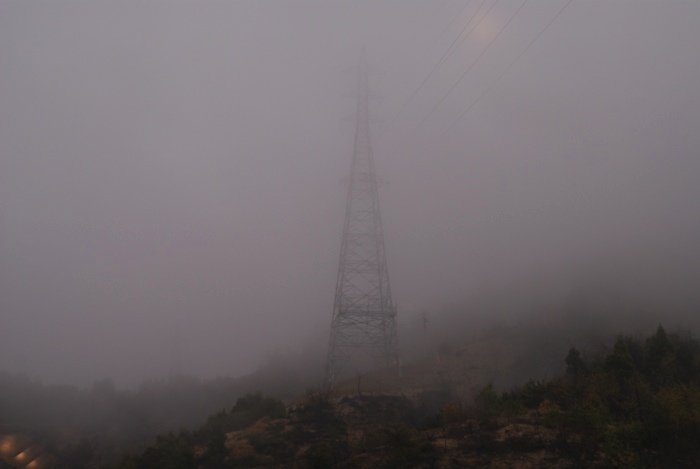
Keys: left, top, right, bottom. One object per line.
{"left": 325, "top": 51, "right": 400, "bottom": 385}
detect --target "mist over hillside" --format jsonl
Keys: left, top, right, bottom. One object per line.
{"left": 3, "top": 2, "right": 700, "bottom": 467}
{"left": 1, "top": 0, "right": 699, "bottom": 396}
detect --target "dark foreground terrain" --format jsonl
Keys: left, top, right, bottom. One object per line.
{"left": 112, "top": 325, "right": 700, "bottom": 468}
{"left": 3, "top": 325, "right": 700, "bottom": 468}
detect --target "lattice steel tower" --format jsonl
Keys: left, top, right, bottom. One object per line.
{"left": 326, "top": 52, "right": 399, "bottom": 385}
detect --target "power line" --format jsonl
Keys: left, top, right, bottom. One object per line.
{"left": 445, "top": 0, "right": 475, "bottom": 31}
{"left": 414, "top": 0, "right": 530, "bottom": 133}
{"left": 379, "top": 0, "right": 489, "bottom": 139}
{"left": 430, "top": 0, "right": 494, "bottom": 80}
{"left": 378, "top": 1, "right": 449, "bottom": 87}
{"left": 415, "top": 0, "right": 475, "bottom": 68}
{"left": 394, "top": 1, "right": 476, "bottom": 90}
{"left": 419, "top": 0, "right": 576, "bottom": 157}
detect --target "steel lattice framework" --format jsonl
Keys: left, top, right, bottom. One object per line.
{"left": 326, "top": 52, "right": 399, "bottom": 385}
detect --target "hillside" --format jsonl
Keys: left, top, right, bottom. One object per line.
{"left": 4, "top": 324, "right": 699, "bottom": 468}
{"left": 109, "top": 325, "right": 700, "bottom": 469}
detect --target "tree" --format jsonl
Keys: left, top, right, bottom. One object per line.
{"left": 565, "top": 348, "right": 587, "bottom": 386}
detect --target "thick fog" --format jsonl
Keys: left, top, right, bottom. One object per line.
{"left": 1, "top": 0, "right": 699, "bottom": 387}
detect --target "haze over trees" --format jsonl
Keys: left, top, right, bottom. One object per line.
{"left": 1, "top": 0, "right": 700, "bottom": 466}
{"left": 104, "top": 326, "right": 700, "bottom": 468}
{"left": 2, "top": 0, "right": 699, "bottom": 389}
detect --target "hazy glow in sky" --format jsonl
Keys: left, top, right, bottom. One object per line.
{"left": 1, "top": 0, "right": 699, "bottom": 387}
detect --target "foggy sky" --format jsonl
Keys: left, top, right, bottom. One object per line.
{"left": 2, "top": 0, "right": 700, "bottom": 387}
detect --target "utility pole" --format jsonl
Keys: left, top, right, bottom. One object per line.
{"left": 325, "top": 50, "right": 399, "bottom": 385}
{"left": 422, "top": 311, "right": 428, "bottom": 357}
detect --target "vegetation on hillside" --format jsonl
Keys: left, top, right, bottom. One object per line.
{"left": 4, "top": 324, "right": 698, "bottom": 468}
{"left": 0, "top": 347, "right": 322, "bottom": 468}
{"left": 107, "top": 326, "right": 700, "bottom": 468}
{"left": 111, "top": 389, "right": 437, "bottom": 469}
{"left": 430, "top": 325, "right": 699, "bottom": 467}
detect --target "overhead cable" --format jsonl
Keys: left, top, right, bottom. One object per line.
{"left": 379, "top": 0, "right": 489, "bottom": 139}
{"left": 419, "top": 0, "right": 576, "bottom": 157}
{"left": 415, "top": 0, "right": 530, "bottom": 132}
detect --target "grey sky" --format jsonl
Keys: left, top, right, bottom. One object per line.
{"left": 1, "top": 0, "right": 699, "bottom": 387}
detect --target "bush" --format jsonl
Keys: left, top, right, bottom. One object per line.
{"left": 229, "top": 392, "right": 285, "bottom": 427}
{"left": 126, "top": 433, "right": 195, "bottom": 469}
{"left": 473, "top": 383, "right": 501, "bottom": 419}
